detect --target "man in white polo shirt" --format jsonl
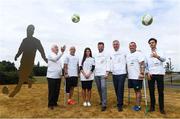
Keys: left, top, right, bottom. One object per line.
{"left": 110, "top": 40, "right": 127, "bottom": 112}
{"left": 146, "top": 38, "right": 166, "bottom": 114}
{"left": 64, "top": 46, "right": 79, "bottom": 105}
{"left": 126, "top": 42, "right": 145, "bottom": 111}
{"left": 47, "top": 44, "right": 65, "bottom": 110}
{"left": 94, "top": 42, "right": 110, "bottom": 111}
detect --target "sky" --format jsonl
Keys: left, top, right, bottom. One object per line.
{"left": 0, "top": 0, "right": 180, "bottom": 71}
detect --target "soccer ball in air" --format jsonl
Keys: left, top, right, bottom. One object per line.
{"left": 142, "top": 14, "right": 153, "bottom": 26}
{"left": 72, "top": 14, "right": 80, "bottom": 23}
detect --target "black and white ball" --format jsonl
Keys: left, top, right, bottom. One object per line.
{"left": 71, "top": 14, "right": 80, "bottom": 23}
{"left": 142, "top": 14, "right": 153, "bottom": 26}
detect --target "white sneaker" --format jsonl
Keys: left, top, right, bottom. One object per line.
{"left": 83, "top": 102, "right": 87, "bottom": 107}
{"left": 87, "top": 102, "right": 91, "bottom": 107}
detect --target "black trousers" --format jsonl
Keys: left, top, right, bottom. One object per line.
{"left": 112, "top": 74, "right": 126, "bottom": 108}
{"left": 47, "top": 78, "right": 61, "bottom": 107}
{"left": 148, "top": 75, "right": 164, "bottom": 110}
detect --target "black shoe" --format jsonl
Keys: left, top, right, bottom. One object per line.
{"left": 101, "top": 106, "right": 106, "bottom": 111}
{"left": 54, "top": 104, "right": 59, "bottom": 107}
{"left": 48, "top": 106, "right": 54, "bottom": 110}
{"left": 118, "top": 107, "right": 123, "bottom": 112}
{"left": 149, "top": 107, "right": 155, "bottom": 112}
{"left": 160, "top": 110, "right": 166, "bottom": 114}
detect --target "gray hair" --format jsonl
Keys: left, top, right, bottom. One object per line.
{"left": 113, "top": 40, "right": 120, "bottom": 44}
{"left": 51, "top": 44, "right": 58, "bottom": 50}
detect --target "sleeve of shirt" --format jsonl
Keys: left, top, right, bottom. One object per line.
{"left": 124, "top": 53, "right": 127, "bottom": 65}
{"left": 79, "top": 59, "right": 83, "bottom": 70}
{"left": 90, "top": 58, "right": 95, "bottom": 72}
{"left": 106, "top": 55, "right": 111, "bottom": 72}
{"left": 91, "top": 65, "right": 95, "bottom": 72}
{"left": 138, "top": 52, "right": 145, "bottom": 63}
{"left": 92, "top": 58, "right": 95, "bottom": 66}
{"left": 158, "top": 50, "right": 166, "bottom": 62}
{"left": 48, "top": 53, "right": 63, "bottom": 62}
{"left": 64, "top": 55, "right": 69, "bottom": 64}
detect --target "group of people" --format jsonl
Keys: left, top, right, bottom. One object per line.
{"left": 12, "top": 25, "right": 166, "bottom": 115}
{"left": 47, "top": 38, "right": 166, "bottom": 114}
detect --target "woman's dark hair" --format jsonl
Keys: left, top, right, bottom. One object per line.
{"left": 148, "top": 38, "right": 157, "bottom": 44}
{"left": 81, "top": 47, "right": 92, "bottom": 66}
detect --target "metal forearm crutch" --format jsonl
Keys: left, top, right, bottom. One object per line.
{"left": 77, "top": 77, "right": 80, "bottom": 104}
{"left": 128, "top": 88, "right": 130, "bottom": 105}
{"left": 64, "top": 77, "right": 67, "bottom": 106}
{"left": 143, "top": 77, "right": 149, "bottom": 114}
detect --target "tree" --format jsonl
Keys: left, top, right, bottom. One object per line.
{"left": 165, "top": 58, "right": 174, "bottom": 74}
{"left": 165, "top": 58, "right": 174, "bottom": 85}
{"left": 0, "top": 60, "right": 19, "bottom": 84}
{"left": 33, "top": 62, "right": 47, "bottom": 76}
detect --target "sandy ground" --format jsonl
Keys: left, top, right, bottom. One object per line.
{"left": 0, "top": 83, "right": 180, "bottom": 118}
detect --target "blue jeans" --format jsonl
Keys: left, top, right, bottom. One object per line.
{"left": 95, "top": 76, "right": 107, "bottom": 107}
{"left": 112, "top": 74, "right": 126, "bottom": 108}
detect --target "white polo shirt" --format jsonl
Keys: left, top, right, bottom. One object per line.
{"left": 64, "top": 54, "right": 79, "bottom": 77}
{"left": 110, "top": 50, "right": 127, "bottom": 75}
{"left": 80, "top": 57, "right": 95, "bottom": 81}
{"left": 146, "top": 49, "right": 166, "bottom": 75}
{"left": 47, "top": 52, "right": 63, "bottom": 79}
{"left": 126, "top": 51, "right": 145, "bottom": 80}
{"left": 94, "top": 51, "right": 110, "bottom": 76}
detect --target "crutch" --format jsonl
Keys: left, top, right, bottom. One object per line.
{"left": 126, "top": 75, "right": 131, "bottom": 105}
{"left": 64, "top": 77, "right": 67, "bottom": 106}
{"left": 128, "top": 88, "right": 130, "bottom": 105}
{"left": 143, "top": 77, "right": 149, "bottom": 114}
{"left": 77, "top": 78, "right": 80, "bottom": 104}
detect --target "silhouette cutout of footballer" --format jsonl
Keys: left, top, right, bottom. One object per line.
{"left": 9, "top": 25, "right": 47, "bottom": 97}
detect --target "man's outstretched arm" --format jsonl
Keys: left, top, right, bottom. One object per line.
{"left": 37, "top": 40, "right": 47, "bottom": 63}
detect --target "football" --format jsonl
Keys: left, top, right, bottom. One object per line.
{"left": 72, "top": 14, "right": 80, "bottom": 23}
{"left": 142, "top": 14, "right": 153, "bottom": 26}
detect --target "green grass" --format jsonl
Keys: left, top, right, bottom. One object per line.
{"left": 165, "top": 80, "right": 180, "bottom": 85}
{"left": 34, "top": 75, "right": 180, "bottom": 85}
{"left": 33, "top": 74, "right": 180, "bottom": 85}
{"left": 33, "top": 76, "right": 47, "bottom": 84}
{"left": 165, "top": 79, "right": 180, "bottom": 83}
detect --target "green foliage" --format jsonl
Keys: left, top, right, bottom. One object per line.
{"left": 165, "top": 58, "right": 174, "bottom": 74}
{"left": 0, "top": 60, "right": 18, "bottom": 84}
{"left": 0, "top": 60, "right": 17, "bottom": 72}
{"left": 33, "top": 62, "right": 47, "bottom": 76}
{"left": 0, "top": 71, "right": 19, "bottom": 84}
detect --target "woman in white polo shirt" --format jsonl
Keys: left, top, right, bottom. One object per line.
{"left": 79, "top": 47, "right": 95, "bottom": 107}
{"left": 46, "top": 44, "right": 65, "bottom": 110}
